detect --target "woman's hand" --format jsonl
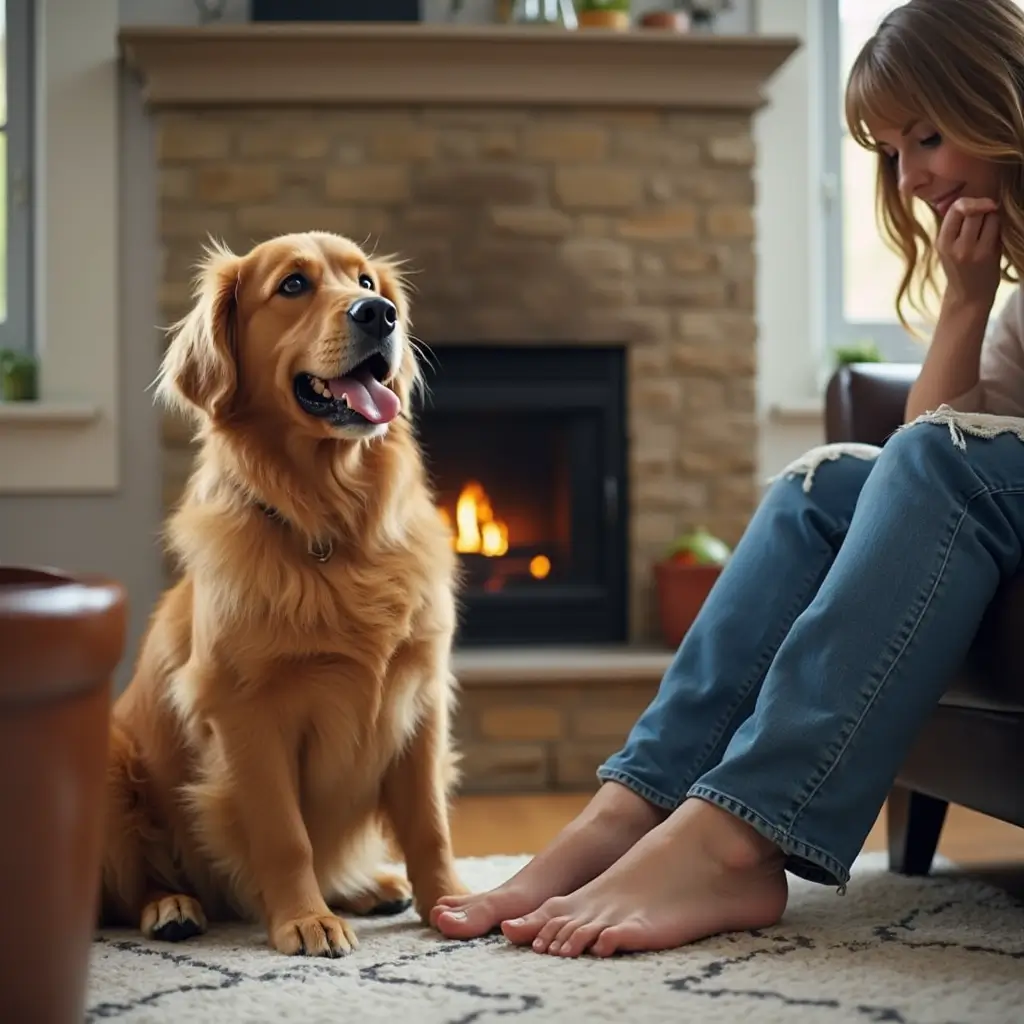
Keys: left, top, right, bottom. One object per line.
{"left": 905, "top": 196, "right": 1001, "bottom": 421}
{"left": 936, "top": 196, "right": 1002, "bottom": 311}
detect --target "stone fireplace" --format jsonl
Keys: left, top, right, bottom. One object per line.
{"left": 121, "top": 22, "right": 797, "bottom": 790}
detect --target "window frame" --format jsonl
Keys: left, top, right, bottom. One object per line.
{"left": 821, "top": 0, "right": 928, "bottom": 365}
{"left": 1, "top": 0, "right": 34, "bottom": 354}
{"left": 0, "top": 0, "right": 118, "bottom": 494}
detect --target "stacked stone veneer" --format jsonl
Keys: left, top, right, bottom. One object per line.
{"left": 157, "top": 104, "right": 760, "bottom": 658}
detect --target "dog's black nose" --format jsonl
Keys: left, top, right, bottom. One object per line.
{"left": 347, "top": 296, "right": 398, "bottom": 341}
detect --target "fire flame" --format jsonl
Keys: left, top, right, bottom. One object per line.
{"left": 438, "top": 481, "right": 509, "bottom": 557}
{"left": 438, "top": 481, "right": 550, "bottom": 580}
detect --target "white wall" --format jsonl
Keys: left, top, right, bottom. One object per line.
{"left": 0, "top": 4, "right": 163, "bottom": 691}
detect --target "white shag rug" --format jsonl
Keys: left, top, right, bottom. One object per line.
{"left": 88, "top": 852, "right": 1024, "bottom": 1024}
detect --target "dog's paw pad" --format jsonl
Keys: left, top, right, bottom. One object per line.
{"left": 141, "top": 895, "right": 208, "bottom": 943}
{"left": 153, "top": 917, "right": 205, "bottom": 942}
{"left": 365, "top": 896, "right": 414, "bottom": 917}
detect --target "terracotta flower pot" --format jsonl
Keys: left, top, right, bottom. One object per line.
{"left": 653, "top": 559, "right": 722, "bottom": 649}
{"left": 639, "top": 10, "right": 691, "bottom": 30}
{"left": 578, "top": 9, "right": 631, "bottom": 29}
{"left": 0, "top": 566, "right": 127, "bottom": 1024}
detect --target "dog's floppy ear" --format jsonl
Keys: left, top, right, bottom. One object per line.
{"left": 157, "top": 240, "right": 241, "bottom": 423}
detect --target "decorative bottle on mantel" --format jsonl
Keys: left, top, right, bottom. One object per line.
{"left": 509, "top": 0, "right": 579, "bottom": 27}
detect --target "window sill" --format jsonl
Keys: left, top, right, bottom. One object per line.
{"left": 0, "top": 401, "right": 116, "bottom": 494}
{"left": 766, "top": 399, "right": 824, "bottom": 424}
{"left": 0, "top": 401, "right": 101, "bottom": 426}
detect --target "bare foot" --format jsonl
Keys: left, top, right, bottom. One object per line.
{"left": 501, "top": 798, "right": 788, "bottom": 958}
{"left": 430, "top": 781, "right": 665, "bottom": 940}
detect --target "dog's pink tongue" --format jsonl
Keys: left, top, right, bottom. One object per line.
{"left": 328, "top": 369, "right": 401, "bottom": 424}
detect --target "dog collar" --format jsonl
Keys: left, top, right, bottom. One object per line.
{"left": 253, "top": 500, "right": 334, "bottom": 564}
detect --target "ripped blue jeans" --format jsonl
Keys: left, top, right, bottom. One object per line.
{"left": 599, "top": 408, "right": 1024, "bottom": 887}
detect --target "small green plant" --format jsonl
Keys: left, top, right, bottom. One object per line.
{"left": 833, "top": 339, "right": 884, "bottom": 368}
{"left": 577, "top": 0, "right": 631, "bottom": 11}
{"left": 0, "top": 348, "right": 39, "bottom": 402}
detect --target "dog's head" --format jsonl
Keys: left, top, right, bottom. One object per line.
{"left": 159, "top": 232, "right": 417, "bottom": 444}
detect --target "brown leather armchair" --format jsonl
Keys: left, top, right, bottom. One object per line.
{"left": 825, "top": 363, "right": 1024, "bottom": 874}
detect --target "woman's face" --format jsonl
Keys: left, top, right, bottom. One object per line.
{"left": 870, "top": 117, "right": 1001, "bottom": 218}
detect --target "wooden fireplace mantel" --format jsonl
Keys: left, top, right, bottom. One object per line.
{"left": 118, "top": 23, "right": 799, "bottom": 111}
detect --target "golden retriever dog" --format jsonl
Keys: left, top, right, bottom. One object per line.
{"left": 100, "top": 231, "right": 468, "bottom": 957}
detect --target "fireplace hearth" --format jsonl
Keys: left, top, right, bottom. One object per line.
{"left": 415, "top": 345, "right": 627, "bottom": 647}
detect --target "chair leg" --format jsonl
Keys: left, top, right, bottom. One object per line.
{"left": 886, "top": 784, "right": 948, "bottom": 875}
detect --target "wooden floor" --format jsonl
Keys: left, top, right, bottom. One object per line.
{"left": 450, "top": 792, "right": 1024, "bottom": 873}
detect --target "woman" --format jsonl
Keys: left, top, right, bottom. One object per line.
{"left": 431, "top": 0, "right": 1024, "bottom": 958}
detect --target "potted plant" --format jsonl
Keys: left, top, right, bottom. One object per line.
{"left": 0, "top": 348, "right": 39, "bottom": 402}
{"left": 653, "top": 525, "right": 731, "bottom": 648}
{"left": 833, "top": 338, "right": 884, "bottom": 368}
{"left": 576, "top": 0, "right": 631, "bottom": 30}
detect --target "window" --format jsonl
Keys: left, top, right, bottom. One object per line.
{"left": 0, "top": 0, "right": 118, "bottom": 494}
{"left": 0, "top": 0, "right": 33, "bottom": 353}
{"left": 823, "top": 0, "right": 1020, "bottom": 363}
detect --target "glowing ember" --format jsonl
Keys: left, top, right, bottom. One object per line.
{"left": 529, "top": 554, "right": 551, "bottom": 579}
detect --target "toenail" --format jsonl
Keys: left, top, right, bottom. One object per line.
{"left": 506, "top": 917, "right": 525, "bottom": 926}
{"left": 443, "top": 910, "right": 467, "bottom": 921}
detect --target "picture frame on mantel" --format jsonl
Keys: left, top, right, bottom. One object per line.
{"left": 250, "top": 0, "right": 421, "bottom": 21}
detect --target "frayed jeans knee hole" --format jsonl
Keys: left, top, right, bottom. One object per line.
{"left": 768, "top": 442, "right": 882, "bottom": 494}
{"left": 900, "top": 405, "right": 1024, "bottom": 451}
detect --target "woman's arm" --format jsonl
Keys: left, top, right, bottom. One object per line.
{"left": 905, "top": 295, "right": 990, "bottom": 420}
{"left": 904, "top": 196, "right": 1002, "bottom": 422}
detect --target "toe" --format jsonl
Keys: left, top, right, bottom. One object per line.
{"left": 531, "top": 915, "right": 570, "bottom": 954}
{"left": 560, "top": 920, "right": 604, "bottom": 958}
{"left": 501, "top": 897, "right": 566, "bottom": 946}
{"left": 547, "top": 918, "right": 578, "bottom": 956}
{"left": 429, "top": 894, "right": 474, "bottom": 928}
{"left": 435, "top": 896, "right": 505, "bottom": 939}
{"left": 592, "top": 922, "right": 634, "bottom": 958}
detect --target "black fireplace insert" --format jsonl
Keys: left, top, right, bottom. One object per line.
{"left": 413, "top": 345, "right": 628, "bottom": 647}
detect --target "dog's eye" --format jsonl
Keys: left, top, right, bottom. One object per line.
{"left": 278, "top": 273, "right": 311, "bottom": 297}
{"left": 358, "top": 274, "right": 375, "bottom": 291}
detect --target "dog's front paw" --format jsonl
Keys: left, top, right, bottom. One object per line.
{"left": 141, "top": 894, "right": 208, "bottom": 943}
{"left": 335, "top": 871, "right": 413, "bottom": 917}
{"left": 270, "top": 912, "right": 358, "bottom": 957}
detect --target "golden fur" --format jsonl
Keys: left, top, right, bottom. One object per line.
{"left": 100, "top": 231, "right": 468, "bottom": 957}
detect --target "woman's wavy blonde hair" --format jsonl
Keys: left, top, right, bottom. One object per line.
{"left": 846, "top": 0, "right": 1024, "bottom": 333}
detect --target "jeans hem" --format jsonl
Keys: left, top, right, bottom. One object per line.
{"left": 688, "top": 784, "right": 851, "bottom": 888}
{"left": 595, "top": 766, "right": 678, "bottom": 812}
